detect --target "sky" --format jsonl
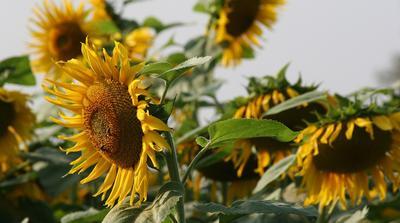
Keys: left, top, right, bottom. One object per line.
{"left": 1, "top": 0, "right": 400, "bottom": 102}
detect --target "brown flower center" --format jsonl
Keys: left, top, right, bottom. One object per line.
{"left": 198, "top": 151, "right": 259, "bottom": 182}
{"left": 83, "top": 80, "right": 143, "bottom": 168}
{"left": 313, "top": 125, "right": 392, "bottom": 173}
{"left": 49, "top": 22, "right": 86, "bottom": 61}
{"left": 225, "top": 0, "right": 261, "bottom": 37}
{"left": 0, "top": 100, "right": 15, "bottom": 137}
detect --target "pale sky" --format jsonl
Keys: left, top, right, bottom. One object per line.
{"left": 1, "top": 0, "right": 400, "bottom": 102}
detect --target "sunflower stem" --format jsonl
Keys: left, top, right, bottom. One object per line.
{"left": 181, "top": 140, "right": 211, "bottom": 184}
{"left": 164, "top": 132, "right": 186, "bottom": 223}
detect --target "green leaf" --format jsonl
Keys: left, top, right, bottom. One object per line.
{"left": 143, "top": 16, "right": 183, "bottom": 33}
{"left": 166, "top": 52, "right": 187, "bottom": 65}
{"left": 102, "top": 198, "right": 148, "bottom": 223}
{"left": 242, "top": 46, "right": 255, "bottom": 59}
{"left": 61, "top": 208, "right": 109, "bottom": 223}
{"left": 87, "top": 20, "right": 120, "bottom": 35}
{"left": 195, "top": 136, "right": 209, "bottom": 147}
{"left": 262, "top": 91, "right": 327, "bottom": 117}
{"left": 0, "top": 172, "right": 37, "bottom": 188}
{"left": 140, "top": 62, "right": 173, "bottom": 75}
{"left": 176, "top": 124, "right": 209, "bottom": 144}
{"left": 196, "top": 200, "right": 318, "bottom": 222}
{"left": 0, "top": 55, "right": 35, "bottom": 86}
{"left": 208, "top": 119, "right": 298, "bottom": 148}
{"left": 158, "top": 56, "right": 212, "bottom": 84}
{"left": 252, "top": 155, "right": 296, "bottom": 193}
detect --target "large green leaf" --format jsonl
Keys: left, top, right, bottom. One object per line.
{"left": 102, "top": 182, "right": 183, "bottom": 223}
{"left": 196, "top": 200, "right": 317, "bottom": 222}
{"left": 0, "top": 55, "right": 35, "bottom": 86}
{"left": 262, "top": 91, "right": 327, "bottom": 117}
{"left": 207, "top": 119, "right": 298, "bottom": 148}
{"left": 253, "top": 155, "right": 296, "bottom": 194}
{"left": 61, "top": 208, "right": 109, "bottom": 223}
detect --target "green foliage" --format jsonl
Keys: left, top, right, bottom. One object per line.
{"left": 196, "top": 200, "right": 318, "bottom": 223}
{"left": 88, "top": 20, "right": 120, "bottom": 35}
{"left": 207, "top": 119, "right": 298, "bottom": 148}
{"left": 0, "top": 55, "right": 35, "bottom": 86}
{"left": 143, "top": 16, "right": 183, "bottom": 33}
{"left": 103, "top": 182, "right": 183, "bottom": 223}
{"left": 253, "top": 155, "right": 296, "bottom": 194}
{"left": 61, "top": 208, "right": 109, "bottom": 223}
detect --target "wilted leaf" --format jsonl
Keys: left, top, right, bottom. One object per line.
{"left": 0, "top": 55, "right": 35, "bottom": 86}
{"left": 253, "top": 155, "right": 296, "bottom": 194}
{"left": 207, "top": 119, "right": 298, "bottom": 148}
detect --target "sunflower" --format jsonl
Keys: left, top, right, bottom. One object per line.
{"left": 0, "top": 89, "right": 35, "bottom": 175}
{"left": 296, "top": 113, "right": 400, "bottom": 211}
{"left": 124, "top": 28, "right": 154, "bottom": 62}
{"left": 43, "top": 40, "right": 171, "bottom": 207}
{"left": 215, "top": 0, "right": 285, "bottom": 66}
{"left": 189, "top": 149, "right": 259, "bottom": 204}
{"left": 226, "top": 73, "right": 324, "bottom": 177}
{"left": 29, "top": 0, "right": 91, "bottom": 80}
{"left": 89, "top": 0, "right": 110, "bottom": 21}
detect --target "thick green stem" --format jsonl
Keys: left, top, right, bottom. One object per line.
{"left": 181, "top": 141, "right": 211, "bottom": 184}
{"left": 164, "top": 132, "right": 186, "bottom": 223}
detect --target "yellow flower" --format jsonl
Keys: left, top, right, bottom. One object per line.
{"left": 296, "top": 114, "right": 400, "bottom": 211}
{"left": 191, "top": 151, "right": 259, "bottom": 203}
{"left": 227, "top": 88, "right": 324, "bottom": 177}
{"left": 43, "top": 40, "right": 170, "bottom": 207}
{"left": 215, "top": 0, "right": 285, "bottom": 66}
{"left": 89, "top": 0, "right": 110, "bottom": 21}
{"left": 29, "top": 0, "right": 91, "bottom": 80}
{"left": 124, "top": 28, "right": 154, "bottom": 62}
{"left": 0, "top": 89, "right": 35, "bottom": 175}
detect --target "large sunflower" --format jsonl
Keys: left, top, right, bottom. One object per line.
{"left": 43, "top": 40, "right": 170, "bottom": 207}
{"left": 215, "top": 0, "right": 285, "bottom": 66}
{"left": 29, "top": 0, "right": 90, "bottom": 80}
{"left": 0, "top": 89, "right": 35, "bottom": 175}
{"left": 296, "top": 112, "right": 400, "bottom": 211}
{"left": 226, "top": 73, "right": 324, "bottom": 177}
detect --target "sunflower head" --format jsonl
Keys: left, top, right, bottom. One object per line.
{"left": 0, "top": 89, "right": 35, "bottom": 175}
{"left": 29, "top": 0, "right": 90, "bottom": 79}
{"left": 43, "top": 39, "right": 170, "bottom": 207}
{"left": 296, "top": 92, "right": 400, "bottom": 211}
{"left": 213, "top": 0, "right": 285, "bottom": 66}
{"left": 225, "top": 67, "right": 324, "bottom": 177}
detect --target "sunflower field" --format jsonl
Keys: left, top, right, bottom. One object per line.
{"left": 1, "top": 0, "right": 400, "bottom": 222}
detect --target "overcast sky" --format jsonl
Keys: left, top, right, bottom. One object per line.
{"left": 1, "top": 0, "right": 400, "bottom": 101}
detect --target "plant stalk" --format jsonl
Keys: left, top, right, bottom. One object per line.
{"left": 164, "top": 132, "right": 186, "bottom": 223}
{"left": 181, "top": 140, "right": 211, "bottom": 184}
